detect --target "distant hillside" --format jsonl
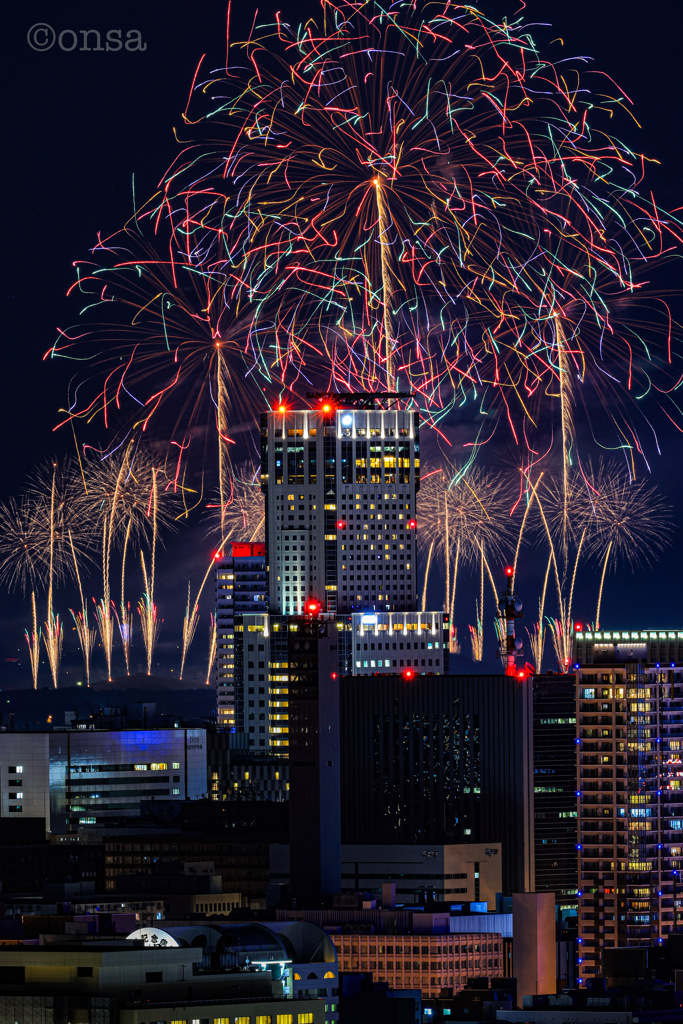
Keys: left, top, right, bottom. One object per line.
{"left": 0, "top": 681, "right": 216, "bottom": 731}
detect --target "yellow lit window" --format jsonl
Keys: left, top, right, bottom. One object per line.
{"left": 150, "top": 763, "right": 168, "bottom": 771}
{"left": 235, "top": 1017, "right": 251, "bottom": 1024}
{"left": 256, "top": 1017, "right": 272, "bottom": 1024}
{"left": 276, "top": 1016, "right": 294, "bottom": 1024}
{"left": 298, "top": 1015, "right": 314, "bottom": 1024}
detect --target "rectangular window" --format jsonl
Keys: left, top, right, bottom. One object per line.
{"left": 276, "top": 1016, "right": 294, "bottom": 1024}
{"left": 297, "top": 1016, "right": 314, "bottom": 1024}
{"left": 355, "top": 440, "right": 367, "bottom": 484}
{"left": 145, "top": 971, "right": 163, "bottom": 982}
{"left": 287, "top": 444, "right": 304, "bottom": 485}
{"left": 256, "top": 1017, "right": 272, "bottom": 1024}
{"left": 274, "top": 441, "right": 284, "bottom": 485}
{"left": 341, "top": 440, "right": 353, "bottom": 484}
{"left": 150, "top": 763, "right": 168, "bottom": 771}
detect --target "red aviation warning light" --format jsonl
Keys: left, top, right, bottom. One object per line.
{"left": 407, "top": 519, "right": 417, "bottom": 529}
{"left": 337, "top": 520, "right": 346, "bottom": 529}
{"left": 305, "top": 599, "right": 321, "bottom": 617}
{"left": 403, "top": 668, "right": 416, "bottom": 680}
{"left": 505, "top": 566, "right": 513, "bottom": 577}
{"left": 213, "top": 551, "right": 223, "bottom": 560}
{"left": 275, "top": 402, "right": 287, "bottom": 414}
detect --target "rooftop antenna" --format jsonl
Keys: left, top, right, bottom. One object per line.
{"left": 497, "top": 567, "right": 524, "bottom": 677}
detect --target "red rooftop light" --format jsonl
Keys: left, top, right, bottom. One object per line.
{"left": 407, "top": 519, "right": 416, "bottom": 529}
{"left": 213, "top": 551, "right": 223, "bottom": 560}
{"left": 403, "top": 668, "right": 415, "bottom": 680}
{"left": 306, "top": 599, "right": 321, "bottom": 616}
{"left": 505, "top": 566, "right": 513, "bottom": 576}
{"left": 337, "top": 520, "right": 346, "bottom": 529}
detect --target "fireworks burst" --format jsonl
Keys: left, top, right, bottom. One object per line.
{"left": 578, "top": 463, "right": 674, "bottom": 627}
{"left": 24, "top": 593, "right": 41, "bottom": 690}
{"left": 51, "top": 0, "right": 683, "bottom": 484}
{"left": 205, "top": 612, "right": 217, "bottom": 687}
{"left": 71, "top": 610, "right": 97, "bottom": 687}
{"left": 114, "top": 601, "right": 134, "bottom": 676}
{"left": 207, "top": 465, "right": 265, "bottom": 544}
{"left": 418, "top": 462, "right": 512, "bottom": 621}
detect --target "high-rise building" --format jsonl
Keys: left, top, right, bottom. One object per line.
{"left": 215, "top": 542, "right": 267, "bottom": 728}
{"left": 574, "top": 626, "right": 683, "bottom": 667}
{"left": 532, "top": 673, "right": 578, "bottom": 907}
{"left": 260, "top": 399, "right": 420, "bottom": 616}
{"left": 576, "top": 661, "right": 683, "bottom": 981}
{"left": 286, "top": 616, "right": 341, "bottom": 900}
{"left": 339, "top": 673, "right": 535, "bottom": 895}
{"left": 339, "top": 610, "right": 449, "bottom": 676}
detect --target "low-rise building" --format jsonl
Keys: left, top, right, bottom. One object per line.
{"left": 333, "top": 931, "right": 504, "bottom": 999}
{"left": 0, "top": 729, "right": 208, "bottom": 832}
{"left": 0, "top": 921, "right": 339, "bottom": 1023}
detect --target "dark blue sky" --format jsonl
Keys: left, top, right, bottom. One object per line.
{"left": 3, "top": 0, "right": 683, "bottom": 687}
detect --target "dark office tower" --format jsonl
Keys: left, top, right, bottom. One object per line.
{"left": 260, "top": 398, "right": 420, "bottom": 617}
{"left": 532, "top": 673, "right": 579, "bottom": 907}
{"left": 340, "top": 673, "right": 534, "bottom": 895}
{"left": 287, "top": 616, "right": 341, "bottom": 900}
{"left": 215, "top": 543, "right": 267, "bottom": 728}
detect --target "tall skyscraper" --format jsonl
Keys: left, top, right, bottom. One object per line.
{"left": 532, "top": 672, "right": 578, "bottom": 908}
{"left": 576, "top": 660, "right": 683, "bottom": 981}
{"left": 215, "top": 543, "right": 267, "bottom": 728}
{"left": 221, "top": 396, "right": 444, "bottom": 756}
{"left": 286, "top": 616, "right": 341, "bottom": 900}
{"left": 260, "top": 397, "right": 420, "bottom": 616}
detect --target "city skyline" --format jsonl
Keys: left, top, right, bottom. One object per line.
{"left": 3, "top": 1, "right": 683, "bottom": 689}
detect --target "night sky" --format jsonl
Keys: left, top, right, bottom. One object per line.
{"left": 3, "top": 0, "right": 683, "bottom": 688}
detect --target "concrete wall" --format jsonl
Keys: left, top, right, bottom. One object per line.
{"left": 512, "top": 892, "right": 557, "bottom": 1002}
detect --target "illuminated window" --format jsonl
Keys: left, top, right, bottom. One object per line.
{"left": 297, "top": 1015, "right": 314, "bottom": 1024}
{"left": 150, "top": 763, "right": 168, "bottom": 771}
{"left": 276, "top": 1016, "right": 294, "bottom": 1024}
{"left": 172, "top": 762, "right": 180, "bottom": 770}
{"left": 256, "top": 1017, "right": 272, "bottom": 1024}
{"left": 235, "top": 1018, "right": 251, "bottom": 1024}
{"left": 134, "top": 764, "right": 148, "bottom": 771}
